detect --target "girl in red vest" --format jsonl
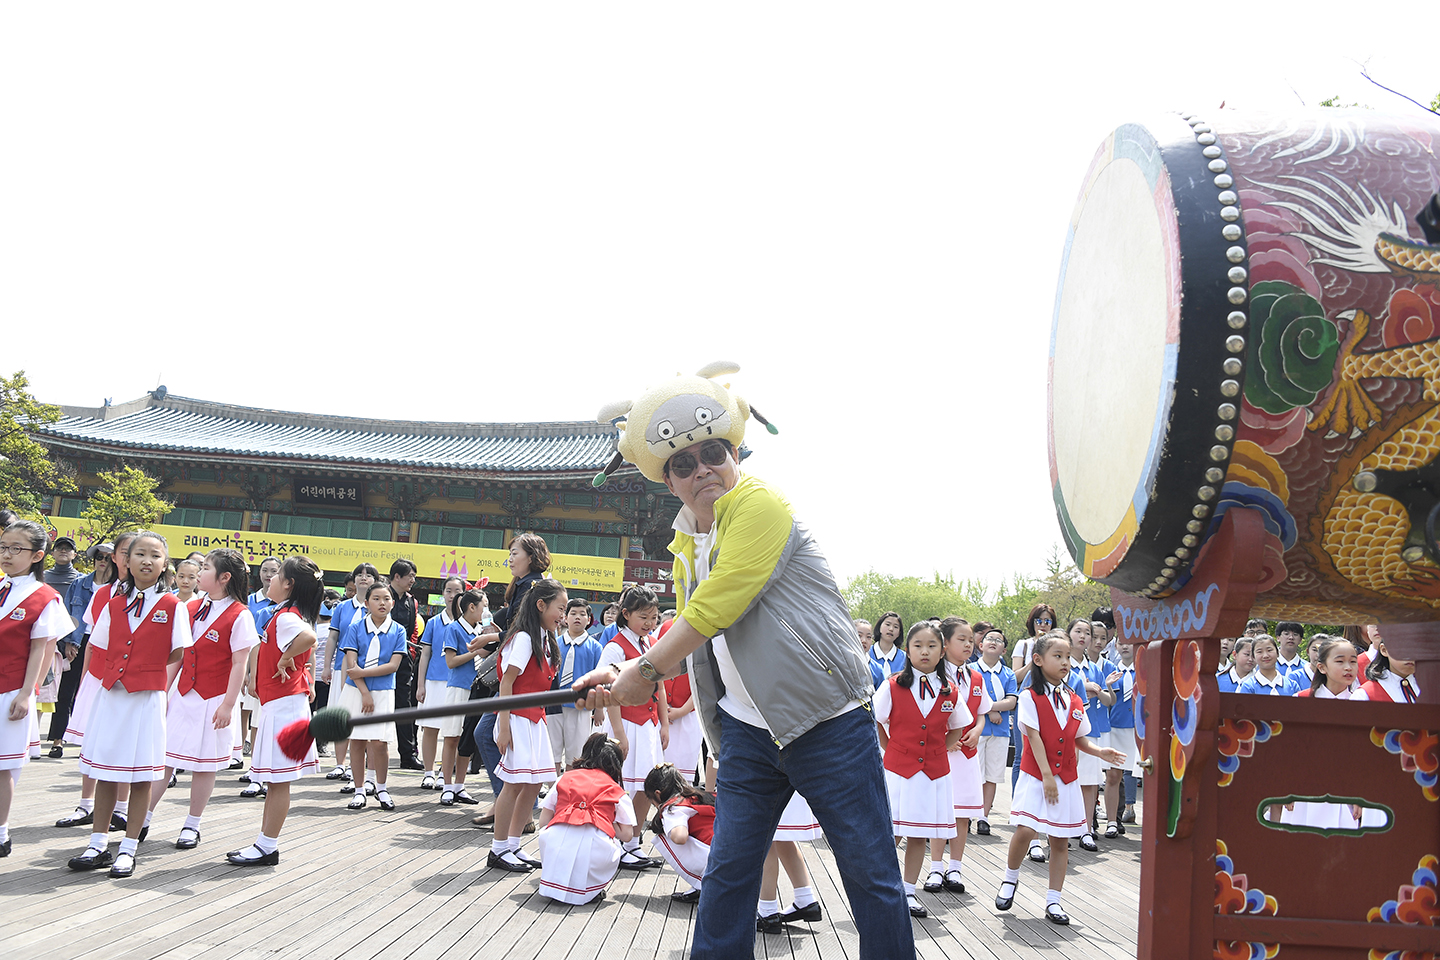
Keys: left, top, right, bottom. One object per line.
{"left": 490, "top": 577, "right": 566, "bottom": 873}
{"left": 927, "top": 617, "right": 993, "bottom": 895}
{"left": 874, "top": 621, "right": 971, "bottom": 918}
{"left": 536, "top": 732, "right": 634, "bottom": 904}
{"left": 0, "top": 521, "right": 68, "bottom": 858}
{"left": 644, "top": 762, "right": 716, "bottom": 902}
{"left": 144, "top": 548, "right": 257, "bottom": 849}
{"left": 1361, "top": 639, "right": 1421, "bottom": 703}
{"left": 599, "top": 585, "right": 669, "bottom": 870}
{"left": 69, "top": 531, "right": 193, "bottom": 878}
{"left": 995, "top": 630, "right": 1125, "bottom": 925}
{"left": 225, "top": 556, "right": 324, "bottom": 867}
{"left": 56, "top": 530, "right": 137, "bottom": 833}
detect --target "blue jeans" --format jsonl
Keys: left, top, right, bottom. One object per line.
{"left": 476, "top": 712, "right": 503, "bottom": 798}
{"left": 691, "top": 706, "right": 913, "bottom": 960}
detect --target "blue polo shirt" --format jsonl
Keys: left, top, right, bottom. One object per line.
{"left": 1108, "top": 663, "right": 1137, "bottom": 729}
{"left": 444, "top": 618, "right": 481, "bottom": 690}
{"left": 975, "top": 659, "right": 1017, "bottom": 736}
{"left": 1079, "top": 658, "right": 1112, "bottom": 736}
{"left": 421, "top": 612, "right": 455, "bottom": 682}
{"left": 339, "top": 616, "right": 408, "bottom": 691}
{"left": 329, "top": 597, "right": 367, "bottom": 672}
{"left": 248, "top": 589, "right": 278, "bottom": 634}
{"left": 1237, "top": 670, "right": 1301, "bottom": 696}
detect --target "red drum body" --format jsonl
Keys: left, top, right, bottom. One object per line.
{"left": 1050, "top": 109, "right": 1440, "bottom": 622}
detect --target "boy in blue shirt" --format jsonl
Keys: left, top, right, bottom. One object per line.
{"left": 973, "top": 629, "right": 1017, "bottom": 835}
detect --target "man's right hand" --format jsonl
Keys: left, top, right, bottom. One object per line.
{"left": 572, "top": 663, "right": 656, "bottom": 710}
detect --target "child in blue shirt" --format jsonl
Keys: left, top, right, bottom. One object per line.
{"left": 973, "top": 629, "right": 1017, "bottom": 835}
{"left": 439, "top": 588, "right": 488, "bottom": 807}
{"left": 417, "top": 577, "right": 465, "bottom": 789}
{"left": 338, "top": 583, "right": 407, "bottom": 812}
{"left": 1102, "top": 639, "right": 1139, "bottom": 836}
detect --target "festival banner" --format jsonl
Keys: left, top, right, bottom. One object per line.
{"left": 39, "top": 517, "right": 624, "bottom": 592}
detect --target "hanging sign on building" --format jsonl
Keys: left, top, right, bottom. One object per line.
{"left": 293, "top": 481, "right": 363, "bottom": 505}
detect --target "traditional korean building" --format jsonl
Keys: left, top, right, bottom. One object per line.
{"left": 29, "top": 390, "right": 680, "bottom": 607}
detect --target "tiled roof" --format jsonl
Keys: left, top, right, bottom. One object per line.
{"left": 32, "top": 395, "right": 622, "bottom": 477}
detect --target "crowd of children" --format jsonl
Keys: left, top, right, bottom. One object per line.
{"left": 2, "top": 520, "right": 1427, "bottom": 934}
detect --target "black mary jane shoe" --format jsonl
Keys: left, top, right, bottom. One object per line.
{"left": 943, "top": 871, "right": 966, "bottom": 894}
{"left": 617, "top": 851, "right": 657, "bottom": 871}
{"left": 757, "top": 913, "right": 784, "bottom": 934}
{"left": 0, "top": 839, "right": 11, "bottom": 858}
{"left": 486, "top": 850, "right": 532, "bottom": 873}
{"left": 108, "top": 853, "right": 136, "bottom": 878}
{"left": 176, "top": 829, "right": 201, "bottom": 850}
{"left": 994, "top": 880, "right": 1017, "bottom": 911}
{"left": 47, "top": 745, "right": 64, "bottom": 759}
{"left": 778, "top": 901, "right": 822, "bottom": 923}
{"left": 1079, "top": 833, "right": 1099, "bottom": 852}
{"left": 922, "top": 870, "right": 944, "bottom": 893}
{"left": 1045, "top": 903, "right": 1071, "bottom": 925}
{"left": 670, "top": 888, "right": 700, "bottom": 904}
{"left": 587, "top": 890, "right": 607, "bottom": 905}
{"left": 975, "top": 819, "right": 991, "bottom": 836}
{"left": 109, "top": 814, "right": 128, "bottom": 832}
{"left": 226, "top": 847, "right": 280, "bottom": 866}
{"left": 68, "top": 847, "right": 114, "bottom": 871}
{"left": 515, "top": 851, "right": 542, "bottom": 869}
{"left": 907, "top": 895, "right": 928, "bottom": 918}
{"left": 55, "top": 807, "right": 94, "bottom": 828}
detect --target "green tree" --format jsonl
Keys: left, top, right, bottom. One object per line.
{"left": 1, "top": 370, "right": 75, "bottom": 514}
{"left": 80, "top": 465, "right": 175, "bottom": 543}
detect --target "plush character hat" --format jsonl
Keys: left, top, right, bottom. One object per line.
{"left": 592, "top": 361, "right": 777, "bottom": 486}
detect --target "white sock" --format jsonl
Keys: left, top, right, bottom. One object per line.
{"left": 930, "top": 859, "right": 944, "bottom": 875}
{"left": 623, "top": 838, "right": 641, "bottom": 854}
{"left": 183, "top": 815, "right": 202, "bottom": 832}
{"left": 118, "top": 837, "right": 138, "bottom": 856}
{"left": 506, "top": 837, "right": 522, "bottom": 854}
{"left": 1047, "top": 888, "right": 1062, "bottom": 907}
{"left": 491, "top": 839, "right": 504, "bottom": 855}
{"left": 88, "top": 831, "right": 107, "bottom": 851}
{"left": 758, "top": 898, "right": 780, "bottom": 916}
{"left": 143, "top": 811, "right": 154, "bottom": 828}
{"left": 255, "top": 833, "right": 279, "bottom": 855}
{"left": 792, "top": 886, "right": 816, "bottom": 908}
{"left": 902, "top": 881, "right": 915, "bottom": 896}
{"left": 0, "top": 823, "right": 8, "bottom": 843}
{"left": 1004, "top": 866, "right": 1020, "bottom": 885}
{"left": 950, "top": 861, "right": 963, "bottom": 879}
{"left": 79, "top": 798, "right": 94, "bottom": 814}
{"left": 114, "top": 801, "right": 129, "bottom": 817}
{"left": 442, "top": 781, "right": 451, "bottom": 791}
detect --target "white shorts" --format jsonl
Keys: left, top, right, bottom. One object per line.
{"left": 340, "top": 685, "right": 395, "bottom": 741}
{"left": 418, "top": 680, "right": 450, "bottom": 730}
{"left": 547, "top": 708, "right": 596, "bottom": 767}
{"left": 978, "top": 734, "right": 1010, "bottom": 783}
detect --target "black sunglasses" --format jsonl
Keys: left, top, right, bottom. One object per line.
{"left": 667, "top": 440, "right": 731, "bottom": 479}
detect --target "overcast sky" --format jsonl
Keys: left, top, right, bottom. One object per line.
{"left": 4, "top": 4, "right": 1436, "bottom": 594}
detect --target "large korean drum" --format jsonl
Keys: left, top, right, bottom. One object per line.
{"left": 1049, "top": 109, "right": 1440, "bottom": 623}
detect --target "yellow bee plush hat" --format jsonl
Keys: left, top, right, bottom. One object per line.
{"left": 592, "top": 361, "right": 778, "bottom": 486}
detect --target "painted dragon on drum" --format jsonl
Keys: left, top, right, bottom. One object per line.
{"left": 1050, "top": 109, "right": 1440, "bottom": 625}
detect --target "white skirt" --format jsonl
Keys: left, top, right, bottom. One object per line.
{"left": 774, "top": 792, "right": 822, "bottom": 842}
{"left": 603, "top": 716, "right": 665, "bottom": 792}
{"left": 165, "top": 688, "right": 235, "bottom": 772}
{"left": 664, "top": 712, "right": 702, "bottom": 779}
{"left": 439, "top": 686, "right": 469, "bottom": 738}
{"left": 1011, "top": 770, "right": 1088, "bottom": 837}
{"left": 418, "top": 680, "right": 449, "bottom": 730}
{"left": 232, "top": 699, "right": 245, "bottom": 758}
{"left": 78, "top": 685, "right": 168, "bottom": 783}
{"left": 0, "top": 690, "right": 40, "bottom": 771}
{"left": 250, "top": 693, "right": 319, "bottom": 783}
{"left": 240, "top": 690, "right": 260, "bottom": 714}
{"left": 1077, "top": 743, "right": 1104, "bottom": 785}
{"left": 651, "top": 830, "right": 709, "bottom": 891}
{"left": 949, "top": 748, "right": 985, "bottom": 819}
{"left": 495, "top": 713, "right": 556, "bottom": 784}
{"left": 65, "top": 671, "right": 102, "bottom": 743}
{"left": 339, "top": 685, "right": 396, "bottom": 741}
{"left": 884, "top": 769, "right": 957, "bottom": 838}
{"left": 1106, "top": 728, "right": 1139, "bottom": 775}
{"left": 537, "top": 822, "right": 623, "bottom": 903}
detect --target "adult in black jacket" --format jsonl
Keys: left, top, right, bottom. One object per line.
{"left": 388, "top": 560, "right": 423, "bottom": 769}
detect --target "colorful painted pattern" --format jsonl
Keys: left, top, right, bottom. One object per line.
{"left": 1366, "top": 854, "right": 1438, "bottom": 960}
{"left": 1169, "top": 640, "right": 1201, "bottom": 836}
{"left": 1217, "top": 719, "right": 1282, "bottom": 788}
{"left": 1214, "top": 839, "right": 1280, "bottom": 960}
{"left": 1370, "top": 728, "right": 1440, "bottom": 802}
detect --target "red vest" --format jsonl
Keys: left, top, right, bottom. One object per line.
{"left": 951, "top": 664, "right": 986, "bottom": 759}
{"left": 1018, "top": 687, "right": 1085, "bottom": 785}
{"left": 0, "top": 583, "right": 62, "bottom": 695}
{"left": 1360, "top": 677, "right": 1416, "bottom": 703}
{"left": 506, "top": 632, "right": 557, "bottom": 722}
{"left": 550, "top": 767, "right": 628, "bottom": 838}
{"left": 177, "top": 598, "right": 246, "bottom": 700}
{"left": 85, "top": 583, "right": 117, "bottom": 679}
{"left": 101, "top": 591, "right": 182, "bottom": 693}
{"left": 611, "top": 631, "right": 659, "bottom": 726}
{"left": 883, "top": 674, "right": 958, "bottom": 781}
{"left": 257, "top": 609, "right": 312, "bottom": 704}
{"left": 664, "top": 671, "right": 692, "bottom": 710}
{"left": 665, "top": 796, "right": 715, "bottom": 844}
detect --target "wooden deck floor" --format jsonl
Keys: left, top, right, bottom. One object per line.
{"left": 0, "top": 747, "right": 1142, "bottom": 959}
